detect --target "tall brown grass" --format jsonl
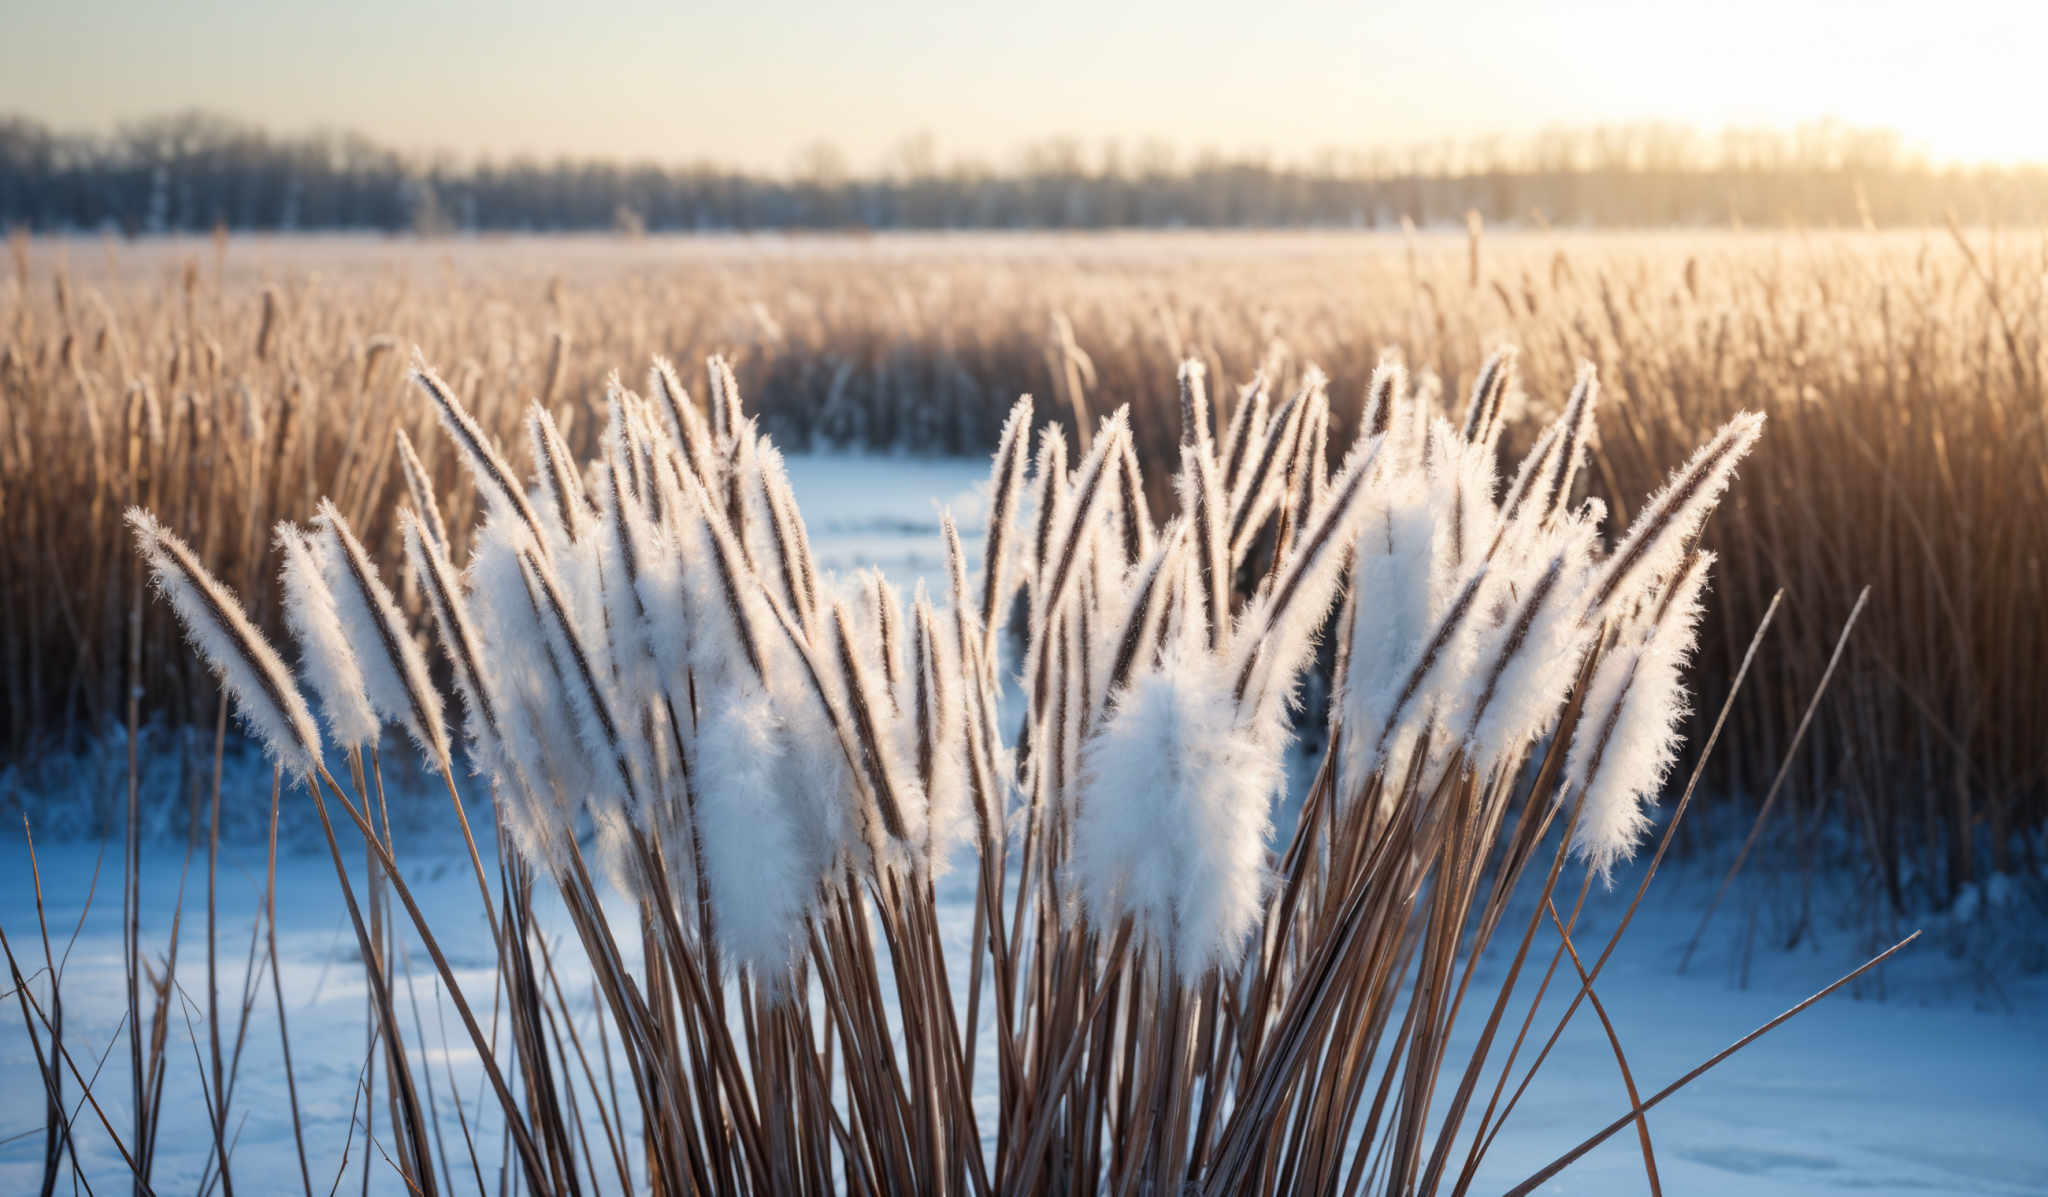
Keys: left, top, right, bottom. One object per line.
{"left": 2, "top": 230, "right": 2041, "bottom": 906}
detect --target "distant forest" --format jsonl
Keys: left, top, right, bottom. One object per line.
{"left": 7, "top": 111, "right": 2048, "bottom": 234}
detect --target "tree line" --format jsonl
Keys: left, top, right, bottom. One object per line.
{"left": 6, "top": 111, "right": 2048, "bottom": 234}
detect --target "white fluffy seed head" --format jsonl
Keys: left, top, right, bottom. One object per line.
{"left": 129, "top": 508, "right": 321, "bottom": 775}
{"left": 1175, "top": 441, "right": 1230, "bottom": 651}
{"left": 1566, "top": 552, "right": 1713, "bottom": 883}
{"left": 1585, "top": 412, "right": 1763, "bottom": 618}
{"left": 649, "top": 356, "right": 717, "bottom": 485}
{"left": 707, "top": 354, "right": 746, "bottom": 449}
{"left": 467, "top": 512, "right": 597, "bottom": 832}
{"left": 594, "top": 453, "right": 661, "bottom": 720}
{"left": 743, "top": 439, "right": 814, "bottom": 631}
{"left": 1339, "top": 470, "right": 1439, "bottom": 791}
{"left": 1072, "top": 642, "right": 1279, "bottom": 981}
{"left": 528, "top": 401, "right": 588, "bottom": 547}
{"left": 1460, "top": 345, "right": 1516, "bottom": 446}
{"left": 314, "top": 499, "right": 449, "bottom": 765}
{"left": 911, "top": 587, "right": 971, "bottom": 873}
{"left": 1361, "top": 354, "right": 1405, "bottom": 442}
{"left": 635, "top": 452, "right": 710, "bottom": 685}
{"left": 1372, "top": 564, "right": 1492, "bottom": 772}
{"left": 1225, "top": 384, "right": 1304, "bottom": 564}
{"left": 827, "top": 595, "right": 924, "bottom": 864}
{"left": 1232, "top": 435, "right": 1380, "bottom": 729}
{"left": 1220, "top": 373, "right": 1272, "bottom": 496}
{"left": 979, "top": 395, "right": 1033, "bottom": 640}
{"left": 277, "top": 522, "right": 378, "bottom": 752}
{"left": 1426, "top": 419, "right": 1500, "bottom": 579}
{"left": 401, "top": 508, "right": 499, "bottom": 769}
{"left": 1028, "top": 424, "right": 1070, "bottom": 590}
{"left": 412, "top": 354, "right": 545, "bottom": 545}
{"left": 674, "top": 465, "right": 774, "bottom": 690}
{"left": 516, "top": 543, "right": 642, "bottom": 816}
{"left": 1537, "top": 364, "right": 1602, "bottom": 524}
{"left": 692, "top": 688, "right": 820, "bottom": 984}
{"left": 1451, "top": 516, "right": 1601, "bottom": 775}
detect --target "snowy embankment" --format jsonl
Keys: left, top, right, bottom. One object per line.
{"left": 3, "top": 452, "right": 2043, "bottom": 1195}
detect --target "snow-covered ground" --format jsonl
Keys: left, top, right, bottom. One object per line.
{"left": 3, "top": 452, "right": 2043, "bottom": 1195}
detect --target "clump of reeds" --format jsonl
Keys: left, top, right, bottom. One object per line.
{"left": 0, "top": 343, "right": 1913, "bottom": 1194}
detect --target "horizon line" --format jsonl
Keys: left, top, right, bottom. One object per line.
{"left": 13, "top": 108, "right": 2048, "bottom": 179}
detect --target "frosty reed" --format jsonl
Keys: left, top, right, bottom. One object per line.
{"left": 8, "top": 337, "right": 1884, "bottom": 1195}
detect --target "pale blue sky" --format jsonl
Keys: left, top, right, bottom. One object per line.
{"left": 3, "top": 1, "right": 2040, "bottom": 170}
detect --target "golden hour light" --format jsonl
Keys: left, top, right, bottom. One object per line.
{"left": 2, "top": 2, "right": 2042, "bottom": 1195}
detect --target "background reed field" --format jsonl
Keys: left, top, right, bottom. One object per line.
{"left": 3, "top": 226, "right": 2043, "bottom": 912}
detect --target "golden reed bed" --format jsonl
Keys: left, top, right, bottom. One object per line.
{"left": 2, "top": 228, "right": 2041, "bottom": 907}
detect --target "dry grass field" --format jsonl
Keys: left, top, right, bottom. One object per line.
{"left": 3, "top": 227, "right": 2042, "bottom": 907}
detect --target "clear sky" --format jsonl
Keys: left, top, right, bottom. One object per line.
{"left": 3, "top": 0, "right": 2042, "bottom": 171}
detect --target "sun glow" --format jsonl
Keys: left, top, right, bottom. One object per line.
{"left": 1, "top": 1, "right": 2045, "bottom": 170}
